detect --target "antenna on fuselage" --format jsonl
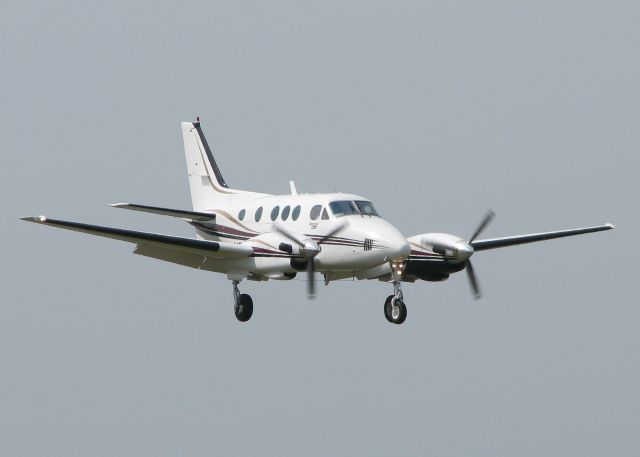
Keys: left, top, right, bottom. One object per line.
{"left": 289, "top": 181, "right": 298, "bottom": 195}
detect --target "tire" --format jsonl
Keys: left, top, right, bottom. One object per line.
{"left": 384, "top": 295, "right": 394, "bottom": 323}
{"left": 384, "top": 295, "right": 407, "bottom": 325}
{"left": 235, "top": 294, "right": 253, "bottom": 322}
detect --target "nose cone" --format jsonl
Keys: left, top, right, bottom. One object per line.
{"left": 386, "top": 236, "right": 411, "bottom": 260}
{"left": 354, "top": 217, "right": 410, "bottom": 260}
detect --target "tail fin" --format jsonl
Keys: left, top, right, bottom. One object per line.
{"left": 181, "top": 120, "right": 234, "bottom": 211}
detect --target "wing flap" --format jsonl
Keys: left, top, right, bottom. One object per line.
{"left": 20, "top": 216, "right": 253, "bottom": 259}
{"left": 109, "top": 203, "right": 215, "bottom": 221}
{"left": 470, "top": 223, "right": 614, "bottom": 251}
{"left": 133, "top": 244, "right": 207, "bottom": 268}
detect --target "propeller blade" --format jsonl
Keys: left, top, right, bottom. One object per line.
{"left": 272, "top": 223, "right": 306, "bottom": 248}
{"left": 466, "top": 260, "right": 482, "bottom": 299}
{"left": 307, "top": 259, "right": 316, "bottom": 298}
{"left": 469, "top": 210, "right": 495, "bottom": 243}
{"left": 274, "top": 220, "right": 346, "bottom": 300}
{"left": 318, "top": 220, "right": 348, "bottom": 244}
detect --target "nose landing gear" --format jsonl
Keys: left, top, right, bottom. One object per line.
{"left": 384, "top": 260, "right": 407, "bottom": 324}
{"left": 384, "top": 295, "right": 407, "bottom": 324}
{"left": 232, "top": 280, "right": 253, "bottom": 322}
{"left": 384, "top": 279, "right": 407, "bottom": 324}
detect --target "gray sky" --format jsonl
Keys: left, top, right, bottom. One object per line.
{"left": 1, "top": 1, "right": 638, "bottom": 456}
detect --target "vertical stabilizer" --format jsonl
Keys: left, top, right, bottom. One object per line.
{"left": 181, "top": 120, "right": 267, "bottom": 211}
{"left": 181, "top": 121, "right": 234, "bottom": 210}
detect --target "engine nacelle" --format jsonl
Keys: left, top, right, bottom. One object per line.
{"left": 407, "top": 233, "right": 473, "bottom": 263}
{"left": 264, "top": 272, "right": 297, "bottom": 280}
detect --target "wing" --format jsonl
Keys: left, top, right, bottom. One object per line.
{"left": 470, "top": 223, "right": 614, "bottom": 252}
{"left": 20, "top": 216, "right": 252, "bottom": 260}
{"left": 108, "top": 203, "right": 215, "bottom": 221}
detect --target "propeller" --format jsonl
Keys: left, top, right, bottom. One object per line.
{"left": 465, "top": 258, "right": 481, "bottom": 299}
{"left": 469, "top": 210, "right": 495, "bottom": 244}
{"left": 273, "top": 220, "right": 348, "bottom": 298}
{"left": 464, "top": 210, "right": 495, "bottom": 299}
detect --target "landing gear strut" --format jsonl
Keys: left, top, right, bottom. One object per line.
{"left": 384, "top": 260, "right": 407, "bottom": 324}
{"left": 232, "top": 280, "right": 253, "bottom": 322}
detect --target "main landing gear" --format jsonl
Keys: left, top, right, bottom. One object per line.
{"left": 232, "top": 280, "right": 253, "bottom": 322}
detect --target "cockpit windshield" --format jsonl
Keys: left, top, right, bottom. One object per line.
{"left": 354, "top": 200, "right": 380, "bottom": 217}
{"left": 329, "top": 201, "right": 359, "bottom": 217}
{"left": 329, "top": 200, "right": 380, "bottom": 217}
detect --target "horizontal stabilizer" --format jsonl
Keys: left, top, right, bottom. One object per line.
{"left": 20, "top": 216, "right": 252, "bottom": 259}
{"left": 471, "top": 223, "right": 614, "bottom": 251}
{"left": 109, "top": 203, "right": 215, "bottom": 221}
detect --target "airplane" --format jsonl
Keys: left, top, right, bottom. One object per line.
{"left": 21, "top": 119, "right": 614, "bottom": 324}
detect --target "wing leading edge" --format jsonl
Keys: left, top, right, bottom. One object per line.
{"left": 470, "top": 223, "right": 614, "bottom": 252}
{"left": 20, "top": 216, "right": 252, "bottom": 259}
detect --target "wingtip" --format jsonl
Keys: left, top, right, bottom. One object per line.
{"left": 108, "top": 203, "right": 128, "bottom": 208}
{"left": 20, "top": 215, "right": 47, "bottom": 223}
{"left": 605, "top": 223, "right": 615, "bottom": 229}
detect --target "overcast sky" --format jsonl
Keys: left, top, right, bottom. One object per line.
{"left": 1, "top": 1, "right": 638, "bottom": 456}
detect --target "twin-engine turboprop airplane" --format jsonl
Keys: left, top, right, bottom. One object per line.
{"left": 21, "top": 119, "right": 614, "bottom": 324}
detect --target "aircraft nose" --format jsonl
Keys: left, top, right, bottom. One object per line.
{"left": 385, "top": 236, "right": 411, "bottom": 260}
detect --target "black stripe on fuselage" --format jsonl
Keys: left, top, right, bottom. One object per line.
{"left": 194, "top": 222, "right": 373, "bottom": 248}
{"left": 194, "top": 226, "right": 248, "bottom": 241}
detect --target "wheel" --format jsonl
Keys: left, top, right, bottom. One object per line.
{"left": 384, "top": 295, "right": 407, "bottom": 324}
{"left": 234, "top": 294, "right": 253, "bottom": 322}
{"left": 384, "top": 295, "right": 394, "bottom": 323}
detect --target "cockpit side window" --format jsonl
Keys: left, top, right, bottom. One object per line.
{"left": 321, "top": 208, "right": 329, "bottom": 220}
{"left": 329, "top": 200, "right": 359, "bottom": 217}
{"left": 310, "top": 205, "right": 322, "bottom": 221}
{"left": 354, "top": 200, "right": 380, "bottom": 217}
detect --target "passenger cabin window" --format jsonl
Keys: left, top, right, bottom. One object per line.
{"left": 310, "top": 205, "right": 322, "bottom": 220}
{"left": 354, "top": 201, "right": 380, "bottom": 217}
{"left": 270, "top": 206, "right": 280, "bottom": 221}
{"left": 321, "top": 208, "right": 329, "bottom": 220}
{"left": 238, "top": 209, "right": 246, "bottom": 221}
{"left": 281, "top": 205, "right": 291, "bottom": 221}
{"left": 329, "top": 200, "right": 360, "bottom": 217}
{"left": 292, "top": 205, "right": 301, "bottom": 221}
{"left": 255, "top": 207, "right": 263, "bottom": 222}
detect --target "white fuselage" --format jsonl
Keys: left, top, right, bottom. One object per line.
{"left": 189, "top": 192, "right": 411, "bottom": 280}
